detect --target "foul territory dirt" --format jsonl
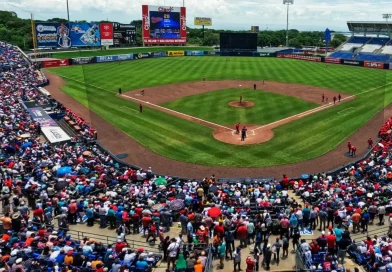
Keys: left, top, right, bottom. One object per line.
{"left": 44, "top": 71, "right": 389, "bottom": 179}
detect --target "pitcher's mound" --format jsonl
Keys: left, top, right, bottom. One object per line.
{"left": 229, "top": 101, "right": 255, "bottom": 108}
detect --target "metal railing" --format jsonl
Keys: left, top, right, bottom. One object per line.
{"left": 203, "top": 244, "right": 214, "bottom": 272}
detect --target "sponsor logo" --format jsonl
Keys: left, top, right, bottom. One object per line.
{"left": 36, "top": 24, "right": 56, "bottom": 32}
{"left": 278, "top": 54, "right": 321, "bottom": 62}
{"left": 158, "top": 6, "right": 174, "bottom": 12}
{"left": 343, "top": 60, "right": 360, "bottom": 65}
{"left": 73, "top": 57, "right": 94, "bottom": 64}
{"left": 259, "top": 53, "right": 270, "bottom": 57}
{"left": 168, "top": 51, "right": 185, "bottom": 57}
{"left": 97, "top": 56, "right": 113, "bottom": 62}
{"left": 143, "top": 14, "right": 149, "bottom": 31}
{"left": 137, "top": 53, "right": 151, "bottom": 59}
{"left": 153, "top": 52, "right": 167, "bottom": 57}
{"left": 324, "top": 57, "right": 340, "bottom": 64}
{"left": 71, "top": 25, "right": 85, "bottom": 34}
{"left": 104, "top": 25, "right": 110, "bottom": 30}
{"left": 364, "top": 61, "right": 383, "bottom": 69}
{"left": 181, "top": 15, "right": 187, "bottom": 31}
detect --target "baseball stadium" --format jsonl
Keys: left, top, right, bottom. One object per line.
{"left": 1, "top": 1, "right": 392, "bottom": 272}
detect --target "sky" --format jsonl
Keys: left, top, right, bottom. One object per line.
{"left": 3, "top": 0, "right": 392, "bottom": 31}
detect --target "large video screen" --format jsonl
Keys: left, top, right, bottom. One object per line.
{"left": 142, "top": 5, "right": 186, "bottom": 45}
{"left": 220, "top": 33, "right": 258, "bottom": 51}
{"left": 149, "top": 11, "right": 181, "bottom": 39}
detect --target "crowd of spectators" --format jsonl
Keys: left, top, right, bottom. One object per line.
{"left": 0, "top": 42, "right": 28, "bottom": 69}
{"left": 3, "top": 41, "right": 392, "bottom": 272}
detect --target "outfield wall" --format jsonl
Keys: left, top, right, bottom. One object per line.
{"left": 39, "top": 50, "right": 392, "bottom": 71}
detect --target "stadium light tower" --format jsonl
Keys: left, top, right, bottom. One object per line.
{"left": 383, "top": 14, "right": 392, "bottom": 22}
{"left": 283, "top": 0, "right": 294, "bottom": 47}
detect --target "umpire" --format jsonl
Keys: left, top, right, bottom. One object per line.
{"left": 241, "top": 126, "right": 247, "bottom": 141}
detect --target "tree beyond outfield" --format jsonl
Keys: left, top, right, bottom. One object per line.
{"left": 0, "top": 10, "right": 348, "bottom": 51}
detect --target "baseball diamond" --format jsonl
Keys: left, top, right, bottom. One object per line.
{"left": 44, "top": 56, "right": 392, "bottom": 173}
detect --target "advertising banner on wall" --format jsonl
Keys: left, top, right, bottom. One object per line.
{"left": 96, "top": 54, "right": 134, "bottom": 63}
{"left": 152, "top": 52, "right": 168, "bottom": 58}
{"left": 277, "top": 54, "right": 321, "bottom": 62}
{"left": 142, "top": 5, "right": 187, "bottom": 44}
{"left": 324, "top": 57, "right": 341, "bottom": 64}
{"left": 194, "top": 17, "right": 212, "bottom": 26}
{"left": 390, "top": 63, "right": 392, "bottom": 70}
{"left": 35, "top": 23, "right": 71, "bottom": 48}
{"left": 42, "top": 59, "right": 69, "bottom": 68}
{"left": 342, "top": 59, "right": 362, "bottom": 66}
{"left": 113, "top": 24, "right": 136, "bottom": 45}
{"left": 186, "top": 51, "right": 204, "bottom": 56}
{"left": 71, "top": 57, "right": 96, "bottom": 65}
{"left": 134, "top": 52, "right": 152, "bottom": 59}
{"left": 100, "top": 23, "right": 114, "bottom": 46}
{"left": 206, "top": 51, "right": 216, "bottom": 56}
{"left": 168, "top": 51, "right": 185, "bottom": 57}
{"left": 70, "top": 23, "right": 101, "bottom": 47}
{"left": 364, "top": 61, "right": 384, "bottom": 69}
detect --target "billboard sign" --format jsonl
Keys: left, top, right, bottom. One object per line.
{"left": 42, "top": 59, "right": 69, "bottom": 68}
{"left": 35, "top": 23, "right": 71, "bottom": 48}
{"left": 100, "top": 23, "right": 114, "bottom": 46}
{"left": 364, "top": 61, "right": 384, "bottom": 69}
{"left": 324, "top": 57, "right": 341, "bottom": 64}
{"left": 96, "top": 54, "right": 134, "bottom": 63}
{"left": 70, "top": 23, "right": 101, "bottom": 47}
{"left": 113, "top": 23, "right": 136, "bottom": 45}
{"left": 142, "top": 5, "right": 187, "bottom": 44}
{"left": 194, "top": 17, "right": 212, "bottom": 26}
{"left": 342, "top": 60, "right": 361, "bottom": 66}
{"left": 71, "top": 57, "right": 96, "bottom": 65}
{"left": 168, "top": 51, "right": 185, "bottom": 57}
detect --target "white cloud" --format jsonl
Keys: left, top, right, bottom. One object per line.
{"left": 4, "top": 0, "right": 392, "bottom": 31}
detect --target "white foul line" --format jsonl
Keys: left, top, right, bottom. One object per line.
{"left": 252, "top": 82, "right": 392, "bottom": 132}
{"left": 46, "top": 72, "right": 232, "bottom": 131}
{"left": 121, "top": 94, "right": 233, "bottom": 131}
{"left": 338, "top": 107, "right": 354, "bottom": 114}
{"left": 121, "top": 106, "right": 139, "bottom": 113}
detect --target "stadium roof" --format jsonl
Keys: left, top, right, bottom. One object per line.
{"left": 347, "top": 21, "right": 392, "bottom": 34}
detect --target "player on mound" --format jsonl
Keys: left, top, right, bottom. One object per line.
{"left": 241, "top": 126, "right": 247, "bottom": 141}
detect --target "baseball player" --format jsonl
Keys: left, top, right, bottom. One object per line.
{"left": 236, "top": 122, "right": 240, "bottom": 134}
{"left": 351, "top": 145, "right": 357, "bottom": 157}
{"left": 139, "top": 103, "right": 143, "bottom": 113}
{"left": 347, "top": 141, "right": 352, "bottom": 154}
{"left": 322, "top": 94, "right": 325, "bottom": 103}
{"left": 118, "top": 88, "right": 122, "bottom": 95}
{"left": 333, "top": 96, "right": 337, "bottom": 105}
{"left": 241, "top": 126, "right": 247, "bottom": 141}
{"left": 240, "top": 94, "right": 243, "bottom": 104}
{"left": 368, "top": 137, "right": 373, "bottom": 149}
{"left": 338, "top": 94, "right": 341, "bottom": 102}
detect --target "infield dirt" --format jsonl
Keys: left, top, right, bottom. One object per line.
{"left": 44, "top": 71, "right": 389, "bottom": 178}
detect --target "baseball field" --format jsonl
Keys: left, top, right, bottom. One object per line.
{"left": 45, "top": 56, "right": 392, "bottom": 171}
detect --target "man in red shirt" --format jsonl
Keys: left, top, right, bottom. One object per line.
{"left": 215, "top": 222, "right": 225, "bottom": 238}
{"left": 236, "top": 123, "right": 240, "bottom": 134}
{"left": 132, "top": 212, "right": 140, "bottom": 235}
{"left": 326, "top": 232, "right": 336, "bottom": 255}
{"left": 141, "top": 214, "right": 152, "bottom": 236}
{"left": 351, "top": 145, "right": 357, "bottom": 157}
{"left": 135, "top": 206, "right": 143, "bottom": 217}
{"left": 68, "top": 200, "right": 77, "bottom": 225}
{"left": 280, "top": 216, "right": 290, "bottom": 238}
{"left": 347, "top": 141, "right": 352, "bottom": 154}
{"left": 236, "top": 223, "right": 248, "bottom": 248}
{"left": 115, "top": 239, "right": 127, "bottom": 254}
{"left": 282, "top": 175, "right": 289, "bottom": 189}
{"left": 33, "top": 207, "right": 44, "bottom": 222}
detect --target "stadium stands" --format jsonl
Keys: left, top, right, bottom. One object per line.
{"left": 328, "top": 51, "right": 355, "bottom": 59}
{"left": 355, "top": 53, "right": 390, "bottom": 62}
{"left": 359, "top": 44, "right": 383, "bottom": 53}
{"left": 368, "top": 38, "right": 390, "bottom": 45}
{"left": 348, "top": 36, "right": 371, "bottom": 44}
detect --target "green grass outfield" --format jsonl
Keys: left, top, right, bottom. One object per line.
{"left": 161, "top": 88, "right": 318, "bottom": 126}
{"left": 46, "top": 57, "right": 392, "bottom": 167}
{"left": 52, "top": 46, "right": 212, "bottom": 59}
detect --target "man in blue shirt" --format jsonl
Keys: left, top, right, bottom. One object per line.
{"left": 302, "top": 205, "right": 311, "bottom": 229}
{"left": 136, "top": 257, "right": 149, "bottom": 270}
